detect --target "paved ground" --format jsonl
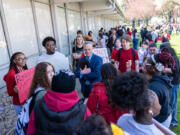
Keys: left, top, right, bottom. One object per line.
{"left": 0, "top": 88, "right": 16, "bottom": 135}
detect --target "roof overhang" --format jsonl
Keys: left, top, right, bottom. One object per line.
{"left": 53, "top": 0, "right": 124, "bottom": 20}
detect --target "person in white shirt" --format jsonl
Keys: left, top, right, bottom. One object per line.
{"left": 146, "top": 42, "right": 158, "bottom": 58}
{"left": 111, "top": 72, "right": 165, "bottom": 135}
{"left": 138, "top": 41, "right": 149, "bottom": 67}
{"left": 37, "top": 37, "right": 69, "bottom": 72}
{"left": 117, "top": 90, "right": 164, "bottom": 135}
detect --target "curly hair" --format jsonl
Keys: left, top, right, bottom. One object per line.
{"left": 28, "top": 62, "right": 55, "bottom": 98}
{"left": 100, "top": 63, "right": 117, "bottom": 104}
{"left": 42, "top": 36, "right": 56, "bottom": 47}
{"left": 111, "top": 72, "right": 148, "bottom": 110}
{"left": 135, "top": 89, "right": 156, "bottom": 115}
{"left": 160, "top": 42, "right": 180, "bottom": 84}
{"left": 157, "top": 52, "right": 175, "bottom": 70}
{"left": 73, "top": 114, "right": 112, "bottom": 135}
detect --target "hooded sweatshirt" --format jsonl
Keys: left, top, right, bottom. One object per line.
{"left": 27, "top": 90, "right": 91, "bottom": 135}
{"left": 87, "top": 82, "right": 129, "bottom": 124}
{"left": 149, "top": 74, "right": 172, "bottom": 123}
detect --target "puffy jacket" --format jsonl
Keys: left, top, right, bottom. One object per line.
{"left": 149, "top": 75, "right": 172, "bottom": 123}
{"left": 87, "top": 82, "right": 129, "bottom": 124}
{"left": 27, "top": 90, "right": 91, "bottom": 135}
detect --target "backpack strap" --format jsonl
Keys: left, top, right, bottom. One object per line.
{"left": 118, "top": 48, "right": 135, "bottom": 62}
{"left": 29, "top": 89, "right": 45, "bottom": 116}
{"left": 118, "top": 48, "right": 123, "bottom": 62}
{"left": 131, "top": 48, "right": 135, "bottom": 62}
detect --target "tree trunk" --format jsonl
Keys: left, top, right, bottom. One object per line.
{"left": 168, "top": 10, "right": 172, "bottom": 23}
{"left": 138, "top": 20, "right": 140, "bottom": 26}
{"left": 132, "top": 20, "right": 135, "bottom": 27}
{"left": 145, "top": 18, "right": 149, "bottom": 26}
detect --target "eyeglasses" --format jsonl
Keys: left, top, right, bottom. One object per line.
{"left": 16, "top": 57, "right": 27, "bottom": 62}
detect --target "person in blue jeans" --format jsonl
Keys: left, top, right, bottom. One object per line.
{"left": 170, "top": 84, "right": 180, "bottom": 128}
{"left": 160, "top": 43, "right": 180, "bottom": 128}
{"left": 132, "top": 29, "right": 139, "bottom": 50}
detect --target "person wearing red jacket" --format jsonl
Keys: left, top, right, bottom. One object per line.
{"left": 27, "top": 70, "right": 91, "bottom": 135}
{"left": 126, "top": 28, "right": 131, "bottom": 36}
{"left": 4, "top": 52, "right": 28, "bottom": 115}
{"left": 87, "top": 63, "right": 129, "bottom": 124}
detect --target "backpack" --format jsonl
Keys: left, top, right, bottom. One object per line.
{"left": 118, "top": 48, "right": 135, "bottom": 62}
{"left": 14, "top": 89, "right": 45, "bottom": 135}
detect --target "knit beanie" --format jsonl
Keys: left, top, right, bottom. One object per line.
{"left": 51, "top": 69, "right": 76, "bottom": 93}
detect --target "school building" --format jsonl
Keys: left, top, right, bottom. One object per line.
{"left": 0, "top": 0, "right": 123, "bottom": 134}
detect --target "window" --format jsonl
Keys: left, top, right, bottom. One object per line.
{"left": 0, "top": 18, "right": 9, "bottom": 66}
{"left": 35, "top": 2, "right": 54, "bottom": 51}
{"left": 56, "top": 7, "right": 69, "bottom": 56}
{"left": 67, "top": 10, "right": 81, "bottom": 44}
{"left": 0, "top": 18, "right": 10, "bottom": 88}
{"left": 2, "top": 0, "right": 39, "bottom": 56}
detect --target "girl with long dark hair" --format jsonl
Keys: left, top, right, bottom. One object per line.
{"left": 4, "top": 52, "right": 28, "bottom": 115}
{"left": 87, "top": 63, "right": 129, "bottom": 124}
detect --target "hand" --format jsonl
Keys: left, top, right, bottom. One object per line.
{"left": 112, "top": 61, "right": 119, "bottom": 70}
{"left": 80, "top": 65, "right": 87, "bottom": 74}
{"left": 86, "top": 68, "right": 91, "bottom": 74}
{"left": 80, "top": 66, "right": 91, "bottom": 75}
{"left": 135, "top": 60, "right": 139, "bottom": 72}
{"left": 14, "top": 85, "right": 19, "bottom": 93}
{"left": 76, "top": 54, "right": 81, "bottom": 59}
{"left": 163, "top": 68, "right": 172, "bottom": 74}
{"left": 126, "top": 60, "right": 132, "bottom": 71}
{"left": 73, "top": 53, "right": 78, "bottom": 59}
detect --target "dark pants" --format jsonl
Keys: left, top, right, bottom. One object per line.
{"left": 83, "top": 85, "right": 92, "bottom": 98}
{"left": 80, "top": 80, "right": 92, "bottom": 98}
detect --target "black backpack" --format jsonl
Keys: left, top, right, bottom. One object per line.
{"left": 118, "top": 48, "right": 136, "bottom": 62}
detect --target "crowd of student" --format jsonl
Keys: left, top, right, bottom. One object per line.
{"left": 3, "top": 23, "right": 180, "bottom": 135}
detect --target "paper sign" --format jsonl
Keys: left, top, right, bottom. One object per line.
{"left": 15, "top": 67, "right": 35, "bottom": 104}
{"left": 93, "top": 48, "right": 110, "bottom": 63}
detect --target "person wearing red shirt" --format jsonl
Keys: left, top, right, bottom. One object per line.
{"left": 163, "top": 29, "right": 171, "bottom": 42}
{"left": 4, "top": 52, "right": 28, "bottom": 115}
{"left": 114, "top": 35, "right": 139, "bottom": 73}
{"left": 87, "top": 63, "right": 129, "bottom": 124}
